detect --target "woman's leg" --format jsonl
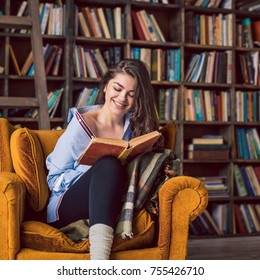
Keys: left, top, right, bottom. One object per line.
{"left": 50, "top": 156, "right": 126, "bottom": 259}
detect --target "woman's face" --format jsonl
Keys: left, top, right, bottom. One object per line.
{"left": 104, "top": 73, "right": 136, "bottom": 116}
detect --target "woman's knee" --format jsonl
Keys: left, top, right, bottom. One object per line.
{"left": 91, "top": 156, "right": 126, "bottom": 193}
{"left": 94, "top": 156, "right": 125, "bottom": 177}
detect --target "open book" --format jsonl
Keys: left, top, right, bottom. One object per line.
{"left": 78, "top": 130, "right": 161, "bottom": 165}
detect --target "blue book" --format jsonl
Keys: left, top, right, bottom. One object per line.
{"left": 86, "top": 87, "right": 99, "bottom": 106}
{"left": 200, "top": 0, "right": 211, "bottom": 7}
{"left": 240, "top": 167, "right": 255, "bottom": 196}
{"left": 174, "top": 49, "right": 181, "bottom": 82}
{"left": 236, "top": 128, "right": 250, "bottom": 159}
{"left": 243, "top": 91, "right": 248, "bottom": 122}
{"left": 193, "top": 89, "right": 203, "bottom": 121}
{"left": 242, "top": 204, "right": 256, "bottom": 233}
{"left": 191, "top": 53, "right": 205, "bottom": 83}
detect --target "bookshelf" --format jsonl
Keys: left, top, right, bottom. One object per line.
{"left": 0, "top": 0, "right": 259, "bottom": 237}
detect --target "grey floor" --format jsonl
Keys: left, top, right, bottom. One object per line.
{"left": 187, "top": 236, "right": 260, "bottom": 260}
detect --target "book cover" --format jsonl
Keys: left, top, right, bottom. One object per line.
{"left": 89, "top": 7, "right": 102, "bottom": 38}
{"left": 113, "top": 7, "right": 122, "bottom": 39}
{"left": 51, "top": 46, "right": 63, "bottom": 76}
{"left": 9, "top": 45, "right": 21, "bottom": 76}
{"left": 187, "top": 150, "right": 229, "bottom": 160}
{"left": 233, "top": 164, "right": 248, "bottom": 197}
{"left": 96, "top": 7, "right": 111, "bottom": 39}
{"left": 45, "top": 44, "right": 59, "bottom": 76}
{"left": 135, "top": 10, "right": 151, "bottom": 41}
{"left": 82, "top": 7, "right": 96, "bottom": 37}
{"left": 21, "top": 50, "right": 33, "bottom": 76}
{"left": 104, "top": 7, "right": 115, "bottom": 39}
{"left": 187, "top": 143, "right": 230, "bottom": 151}
{"left": 234, "top": 204, "right": 247, "bottom": 234}
{"left": 78, "top": 11, "right": 91, "bottom": 37}
{"left": 138, "top": 10, "right": 158, "bottom": 42}
{"left": 131, "top": 11, "right": 145, "bottom": 40}
{"left": 78, "top": 130, "right": 161, "bottom": 165}
{"left": 192, "top": 136, "right": 224, "bottom": 145}
{"left": 240, "top": 166, "right": 256, "bottom": 196}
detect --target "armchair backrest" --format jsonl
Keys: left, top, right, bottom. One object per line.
{"left": 10, "top": 128, "right": 64, "bottom": 214}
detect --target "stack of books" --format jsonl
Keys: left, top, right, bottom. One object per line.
{"left": 186, "top": 135, "right": 230, "bottom": 160}
{"left": 198, "top": 176, "right": 228, "bottom": 198}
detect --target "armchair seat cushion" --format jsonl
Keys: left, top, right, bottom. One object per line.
{"left": 21, "top": 209, "right": 155, "bottom": 253}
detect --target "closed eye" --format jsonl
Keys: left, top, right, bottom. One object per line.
{"left": 114, "top": 86, "right": 121, "bottom": 92}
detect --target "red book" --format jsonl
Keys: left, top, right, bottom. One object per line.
{"left": 234, "top": 204, "right": 247, "bottom": 234}
{"left": 51, "top": 47, "right": 63, "bottom": 76}
{"left": 45, "top": 45, "right": 59, "bottom": 76}
{"left": 78, "top": 131, "right": 161, "bottom": 166}
{"left": 253, "top": 166, "right": 260, "bottom": 182}
{"left": 131, "top": 11, "right": 145, "bottom": 40}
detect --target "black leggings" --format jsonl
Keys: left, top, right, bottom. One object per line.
{"left": 49, "top": 156, "right": 126, "bottom": 229}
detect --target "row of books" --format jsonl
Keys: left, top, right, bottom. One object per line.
{"left": 157, "top": 88, "right": 179, "bottom": 121}
{"left": 237, "top": 0, "right": 260, "bottom": 12}
{"left": 27, "top": 88, "right": 64, "bottom": 119}
{"left": 74, "top": 87, "right": 99, "bottom": 108}
{"left": 190, "top": 0, "right": 232, "bottom": 9}
{"left": 236, "top": 127, "right": 260, "bottom": 160}
{"left": 190, "top": 204, "right": 229, "bottom": 236}
{"left": 134, "top": 0, "right": 169, "bottom": 3}
{"left": 131, "top": 9, "right": 165, "bottom": 42}
{"left": 74, "top": 46, "right": 108, "bottom": 79}
{"left": 8, "top": 87, "right": 64, "bottom": 119}
{"left": 238, "top": 51, "right": 259, "bottom": 86}
{"left": 9, "top": 43, "right": 63, "bottom": 77}
{"left": 73, "top": 46, "right": 122, "bottom": 79}
{"left": 191, "top": 202, "right": 260, "bottom": 235}
{"left": 76, "top": 6, "right": 125, "bottom": 40}
{"left": 235, "top": 91, "right": 260, "bottom": 122}
{"left": 184, "top": 89, "right": 230, "bottom": 122}
{"left": 185, "top": 12, "right": 233, "bottom": 46}
{"left": 234, "top": 203, "right": 260, "bottom": 234}
{"left": 130, "top": 48, "right": 181, "bottom": 82}
{"left": 234, "top": 164, "right": 260, "bottom": 197}
{"left": 11, "top": 1, "right": 66, "bottom": 36}
{"left": 184, "top": 51, "right": 232, "bottom": 84}
{"left": 237, "top": 18, "right": 253, "bottom": 48}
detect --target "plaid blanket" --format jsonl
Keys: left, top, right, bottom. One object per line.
{"left": 60, "top": 149, "right": 180, "bottom": 242}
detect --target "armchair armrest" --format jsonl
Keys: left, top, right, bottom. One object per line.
{"left": 158, "top": 176, "right": 208, "bottom": 260}
{"left": 0, "top": 172, "right": 26, "bottom": 259}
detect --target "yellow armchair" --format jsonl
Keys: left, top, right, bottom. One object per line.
{"left": 0, "top": 118, "right": 208, "bottom": 260}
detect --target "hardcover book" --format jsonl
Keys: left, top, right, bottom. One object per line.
{"left": 78, "top": 130, "right": 161, "bottom": 165}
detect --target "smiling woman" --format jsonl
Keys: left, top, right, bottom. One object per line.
{"left": 45, "top": 59, "right": 163, "bottom": 260}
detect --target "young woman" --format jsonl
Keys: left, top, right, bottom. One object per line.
{"left": 46, "top": 59, "right": 160, "bottom": 259}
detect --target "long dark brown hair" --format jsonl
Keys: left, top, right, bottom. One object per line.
{"left": 99, "top": 59, "right": 159, "bottom": 137}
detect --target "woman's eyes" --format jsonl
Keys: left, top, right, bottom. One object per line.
{"left": 114, "top": 87, "right": 121, "bottom": 92}
{"left": 113, "top": 87, "right": 134, "bottom": 98}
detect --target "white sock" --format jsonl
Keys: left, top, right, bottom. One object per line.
{"left": 89, "top": 223, "right": 114, "bottom": 260}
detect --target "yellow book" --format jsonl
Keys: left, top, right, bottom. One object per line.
{"left": 9, "top": 45, "right": 21, "bottom": 76}
{"left": 78, "top": 130, "right": 161, "bottom": 165}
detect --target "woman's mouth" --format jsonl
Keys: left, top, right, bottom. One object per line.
{"left": 113, "top": 100, "right": 126, "bottom": 109}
